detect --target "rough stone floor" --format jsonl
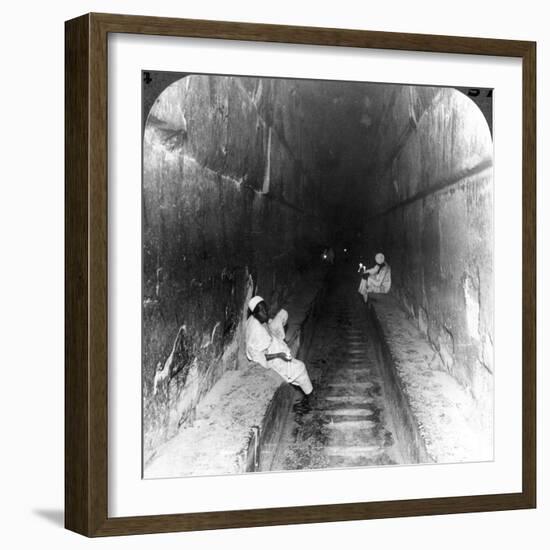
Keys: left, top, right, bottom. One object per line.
{"left": 273, "top": 268, "right": 404, "bottom": 471}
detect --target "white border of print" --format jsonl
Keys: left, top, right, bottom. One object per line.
{"left": 108, "top": 33, "right": 522, "bottom": 518}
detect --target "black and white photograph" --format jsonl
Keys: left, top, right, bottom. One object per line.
{"left": 141, "top": 72, "right": 494, "bottom": 479}
{"left": 2, "top": 0, "right": 544, "bottom": 544}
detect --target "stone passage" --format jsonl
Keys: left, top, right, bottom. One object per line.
{"left": 141, "top": 74, "right": 494, "bottom": 471}
{"left": 272, "top": 269, "right": 406, "bottom": 471}
{"left": 144, "top": 270, "right": 326, "bottom": 478}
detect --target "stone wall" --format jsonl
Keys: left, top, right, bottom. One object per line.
{"left": 142, "top": 75, "right": 331, "bottom": 461}
{"left": 363, "top": 87, "right": 494, "bottom": 433}
{"left": 142, "top": 77, "right": 495, "bottom": 460}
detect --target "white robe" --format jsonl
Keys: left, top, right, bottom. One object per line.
{"left": 245, "top": 309, "right": 313, "bottom": 394}
{"left": 358, "top": 263, "right": 391, "bottom": 302}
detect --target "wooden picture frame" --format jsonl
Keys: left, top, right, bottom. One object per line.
{"left": 65, "top": 12, "right": 536, "bottom": 537}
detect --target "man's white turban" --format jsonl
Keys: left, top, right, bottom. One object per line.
{"left": 248, "top": 296, "right": 264, "bottom": 312}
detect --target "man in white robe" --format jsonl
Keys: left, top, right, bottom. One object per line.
{"left": 245, "top": 296, "right": 313, "bottom": 412}
{"left": 358, "top": 252, "right": 391, "bottom": 303}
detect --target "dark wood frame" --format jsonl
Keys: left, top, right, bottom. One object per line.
{"left": 65, "top": 12, "right": 537, "bottom": 537}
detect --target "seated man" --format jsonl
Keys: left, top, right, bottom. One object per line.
{"left": 245, "top": 296, "right": 313, "bottom": 413}
{"left": 358, "top": 252, "right": 391, "bottom": 303}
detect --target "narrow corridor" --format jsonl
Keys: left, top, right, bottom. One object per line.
{"left": 142, "top": 74, "right": 494, "bottom": 476}
{"left": 272, "top": 266, "right": 404, "bottom": 471}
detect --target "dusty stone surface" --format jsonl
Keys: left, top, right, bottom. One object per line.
{"left": 144, "top": 270, "right": 326, "bottom": 478}
{"left": 370, "top": 294, "right": 493, "bottom": 463}
{"left": 145, "top": 365, "right": 285, "bottom": 478}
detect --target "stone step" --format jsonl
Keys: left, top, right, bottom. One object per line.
{"left": 325, "top": 372, "right": 373, "bottom": 384}
{"left": 327, "top": 427, "right": 377, "bottom": 447}
{"left": 320, "top": 395, "right": 373, "bottom": 405}
{"left": 331, "top": 360, "right": 369, "bottom": 367}
{"left": 326, "top": 422, "right": 376, "bottom": 432}
{"left": 335, "top": 364, "right": 371, "bottom": 370}
{"left": 328, "top": 371, "right": 375, "bottom": 380}
{"left": 321, "top": 407, "right": 376, "bottom": 416}
{"left": 326, "top": 452, "right": 394, "bottom": 468}
{"left": 314, "top": 401, "right": 375, "bottom": 411}
{"left": 324, "top": 445, "right": 381, "bottom": 457}
{"left": 325, "top": 415, "right": 378, "bottom": 423}
{"left": 327, "top": 381, "right": 373, "bottom": 389}
{"left": 342, "top": 363, "right": 373, "bottom": 371}
{"left": 325, "top": 386, "right": 376, "bottom": 398}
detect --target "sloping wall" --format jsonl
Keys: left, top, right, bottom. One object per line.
{"left": 142, "top": 75, "right": 331, "bottom": 460}
{"left": 363, "top": 87, "right": 494, "bottom": 433}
